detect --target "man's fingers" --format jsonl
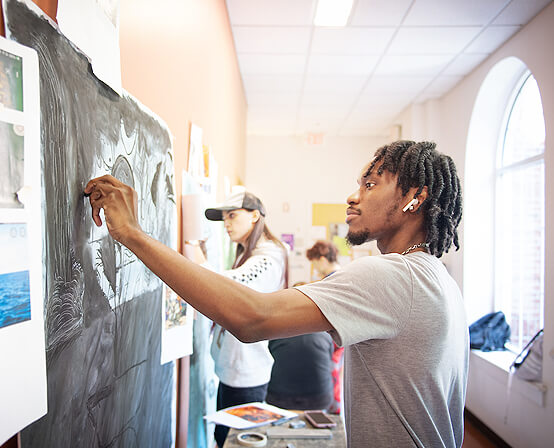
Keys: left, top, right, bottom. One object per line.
{"left": 88, "top": 183, "right": 118, "bottom": 227}
{"left": 90, "top": 194, "right": 104, "bottom": 227}
{"left": 84, "top": 174, "right": 121, "bottom": 195}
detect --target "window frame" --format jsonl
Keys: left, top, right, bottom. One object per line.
{"left": 493, "top": 71, "right": 545, "bottom": 351}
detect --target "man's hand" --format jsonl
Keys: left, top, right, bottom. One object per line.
{"left": 84, "top": 175, "right": 142, "bottom": 244}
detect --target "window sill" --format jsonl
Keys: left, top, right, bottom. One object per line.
{"left": 470, "top": 349, "right": 547, "bottom": 407}
{"left": 471, "top": 348, "right": 514, "bottom": 372}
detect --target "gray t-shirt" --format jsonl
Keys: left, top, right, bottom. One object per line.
{"left": 296, "top": 252, "right": 469, "bottom": 448}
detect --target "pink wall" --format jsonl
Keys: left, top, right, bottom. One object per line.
{"left": 120, "top": 0, "right": 247, "bottom": 229}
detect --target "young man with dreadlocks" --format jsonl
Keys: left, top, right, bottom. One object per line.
{"left": 85, "top": 140, "right": 468, "bottom": 448}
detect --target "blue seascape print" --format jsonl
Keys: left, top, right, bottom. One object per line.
{"left": 0, "top": 269, "right": 31, "bottom": 328}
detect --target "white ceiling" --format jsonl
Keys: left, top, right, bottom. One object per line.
{"left": 225, "top": 0, "right": 552, "bottom": 137}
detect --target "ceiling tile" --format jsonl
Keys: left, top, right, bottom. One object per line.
{"left": 302, "top": 75, "right": 368, "bottom": 94}
{"left": 388, "top": 27, "right": 481, "bottom": 54}
{"left": 311, "top": 27, "right": 396, "bottom": 55}
{"left": 374, "top": 54, "right": 452, "bottom": 76}
{"left": 238, "top": 54, "right": 307, "bottom": 75}
{"left": 246, "top": 91, "right": 300, "bottom": 107}
{"left": 493, "top": 0, "right": 552, "bottom": 25}
{"left": 248, "top": 105, "right": 298, "bottom": 118}
{"left": 242, "top": 75, "right": 304, "bottom": 93}
{"left": 228, "top": 0, "right": 549, "bottom": 137}
{"left": 415, "top": 75, "right": 464, "bottom": 101}
{"left": 350, "top": 0, "right": 413, "bottom": 26}
{"left": 226, "top": 0, "right": 316, "bottom": 26}
{"left": 298, "top": 105, "right": 351, "bottom": 120}
{"left": 307, "top": 54, "right": 380, "bottom": 75}
{"left": 233, "top": 26, "right": 312, "bottom": 54}
{"left": 403, "top": 0, "right": 508, "bottom": 26}
{"left": 442, "top": 53, "right": 489, "bottom": 75}
{"left": 301, "top": 90, "right": 358, "bottom": 106}
{"left": 360, "top": 75, "right": 434, "bottom": 98}
{"left": 465, "top": 25, "right": 521, "bottom": 53}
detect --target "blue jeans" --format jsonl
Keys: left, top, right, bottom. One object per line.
{"left": 215, "top": 382, "right": 268, "bottom": 447}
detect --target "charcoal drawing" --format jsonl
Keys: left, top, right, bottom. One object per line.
{"left": 5, "top": 0, "right": 175, "bottom": 446}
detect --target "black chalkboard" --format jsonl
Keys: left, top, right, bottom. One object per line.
{"left": 4, "top": 0, "right": 176, "bottom": 446}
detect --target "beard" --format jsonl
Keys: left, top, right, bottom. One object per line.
{"left": 346, "top": 230, "right": 370, "bottom": 246}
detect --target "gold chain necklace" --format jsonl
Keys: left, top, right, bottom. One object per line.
{"left": 401, "top": 242, "right": 429, "bottom": 255}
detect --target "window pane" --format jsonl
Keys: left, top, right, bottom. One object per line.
{"left": 495, "top": 161, "right": 544, "bottom": 349}
{"left": 502, "top": 76, "right": 545, "bottom": 167}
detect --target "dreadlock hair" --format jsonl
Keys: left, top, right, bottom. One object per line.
{"left": 365, "top": 140, "right": 463, "bottom": 258}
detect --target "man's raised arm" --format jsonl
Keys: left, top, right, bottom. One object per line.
{"left": 84, "top": 175, "right": 332, "bottom": 342}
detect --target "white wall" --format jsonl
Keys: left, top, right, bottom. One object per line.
{"left": 394, "top": 3, "right": 554, "bottom": 446}
{"left": 245, "top": 135, "right": 387, "bottom": 285}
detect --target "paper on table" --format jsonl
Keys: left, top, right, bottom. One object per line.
{"left": 204, "top": 402, "right": 298, "bottom": 429}
{"left": 57, "top": 0, "right": 122, "bottom": 95}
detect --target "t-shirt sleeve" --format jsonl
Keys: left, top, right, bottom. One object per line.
{"left": 295, "top": 255, "right": 413, "bottom": 347}
{"left": 221, "top": 252, "right": 284, "bottom": 293}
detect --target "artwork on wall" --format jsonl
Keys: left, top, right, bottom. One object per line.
{"left": 188, "top": 122, "right": 204, "bottom": 181}
{"left": 3, "top": 0, "right": 176, "bottom": 445}
{"left": 160, "top": 283, "right": 194, "bottom": 365}
{"left": 0, "top": 34, "right": 47, "bottom": 445}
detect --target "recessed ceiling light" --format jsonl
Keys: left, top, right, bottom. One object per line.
{"left": 313, "top": 0, "right": 354, "bottom": 27}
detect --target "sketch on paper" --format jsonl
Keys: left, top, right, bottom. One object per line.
{"left": 0, "top": 47, "right": 23, "bottom": 111}
{"left": 0, "top": 121, "right": 25, "bottom": 208}
{"left": 164, "top": 286, "right": 188, "bottom": 330}
{"left": 0, "top": 223, "right": 31, "bottom": 328}
{"left": 160, "top": 283, "right": 193, "bottom": 365}
{"left": 4, "top": 0, "right": 176, "bottom": 446}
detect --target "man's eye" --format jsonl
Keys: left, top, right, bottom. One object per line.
{"left": 365, "top": 182, "right": 374, "bottom": 189}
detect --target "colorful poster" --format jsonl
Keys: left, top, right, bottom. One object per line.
{"left": 0, "top": 33, "right": 47, "bottom": 445}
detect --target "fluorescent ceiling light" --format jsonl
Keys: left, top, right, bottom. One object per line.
{"left": 314, "top": 0, "right": 354, "bottom": 27}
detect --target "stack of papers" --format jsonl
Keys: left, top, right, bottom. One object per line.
{"left": 204, "top": 402, "right": 297, "bottom": 429}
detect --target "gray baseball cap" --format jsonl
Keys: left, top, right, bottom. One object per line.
{"left": 205, "top": 191, "right": 266, "bottom": 221}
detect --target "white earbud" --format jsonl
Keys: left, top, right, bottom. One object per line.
{"left": 402, "top": 198, "right": 418, "bottom": 212}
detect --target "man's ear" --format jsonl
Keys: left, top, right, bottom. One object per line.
{"left": 404, "top": 186, "right": 428, "bottom": 212}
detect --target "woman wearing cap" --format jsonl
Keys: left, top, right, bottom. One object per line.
{"left": 203, "top": 190, "right": 288, "bottom": 448}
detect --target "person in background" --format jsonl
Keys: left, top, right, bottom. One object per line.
{"left": 306, "top": 240, "right": 341, "bottom": 279}
{"left": 266, "top": 281, "right": 334, "bottom": 411}
{"left": 85, "top": 140, "right": 467, "bottom": 447}
{"left": 306, "top": 240, "right": 344, "bottom": 413}
{"left": 201, "top": 191, "right": 288, "bottom": 447}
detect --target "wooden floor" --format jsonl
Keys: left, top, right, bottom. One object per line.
{"left": 463, "top": 411, "right": 510, "bottom": 448}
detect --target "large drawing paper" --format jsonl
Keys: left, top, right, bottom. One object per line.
{"left": 0, "top": 35, "right": 47, "bottom": 445}
{"left": 4, "top": 0, "right": 176, "bottom": 445}
{"left": 56, "top": 0, "right": 122, "bottom": 95}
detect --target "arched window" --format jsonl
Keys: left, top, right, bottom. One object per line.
{"left": 494, "top": 73, "right": 545, "bottom": 350}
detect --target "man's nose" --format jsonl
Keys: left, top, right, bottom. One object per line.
{"left": 347, "top": 189, "right": 360, "bottom": 204}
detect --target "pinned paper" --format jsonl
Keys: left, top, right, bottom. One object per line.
{"left": 57, "top": 0, "right": 122, "bottom": 95}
